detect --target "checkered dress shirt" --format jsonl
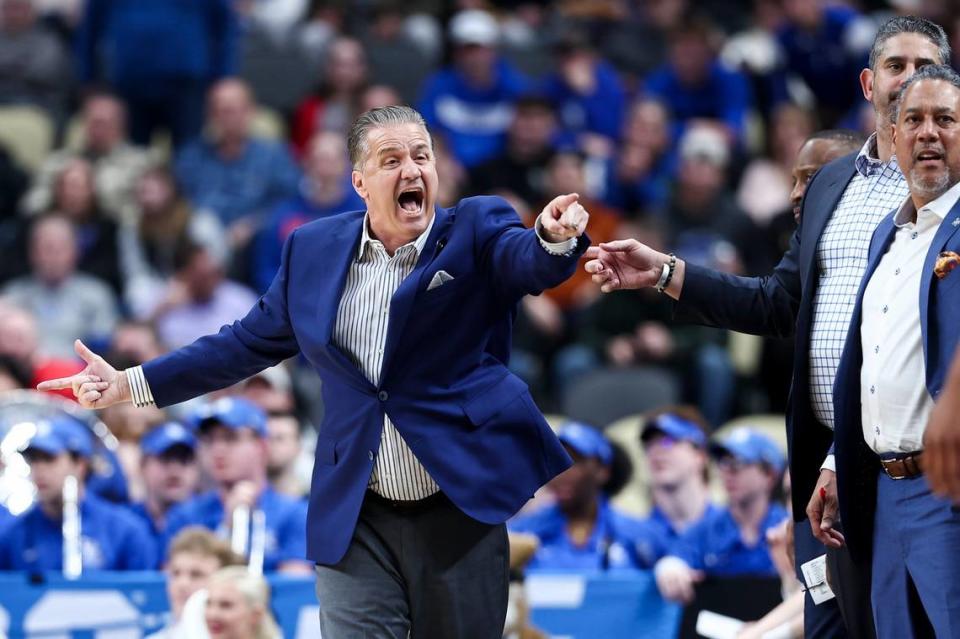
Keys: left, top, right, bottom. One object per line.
{"left": 808, "top": 134, "right": 908, "bottom": 432}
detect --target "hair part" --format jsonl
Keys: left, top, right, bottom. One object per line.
{"left": 347, "top": 105, "right": 431, "bottom": 169}
{"left": 869, "top": 15, "right": 950, "bottom": 71}
{"left": 892, "top": 64, "right": 960, "bottom": 123}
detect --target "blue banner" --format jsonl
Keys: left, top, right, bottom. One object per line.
{"left": 0, "top": 571, "right": 680, "bottom": 638}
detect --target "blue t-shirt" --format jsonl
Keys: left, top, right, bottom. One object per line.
{"left": 162, "top": 488, "right": 308, "bottom": 571}
{"left": 644, "top": 61, "right": 752, "bottom": 145}
{"left": 251, "top": 187, "right": 365, "bottom": 293}
{"left": 174, "top": 138, "right": 301, "bottom": 225}
{"left": 631, "top": 503, "right": 722, "bottom": 569}
{"left": 667, "top": 502, "right": 789, "bottom": 577}
{"left": 127, "top": 502, "right": 166, "bottom": 560}
{"left": 418, "top": 59, "right": 530, "bottom": 167}
{"left": 0, "top": 494, "right": 156, "bottom": 572}
{"left": 543, "top": 59, "right": 627, "bottom": 141}
{"left": 508, "top": 498, "right": 645, "bottom": 571}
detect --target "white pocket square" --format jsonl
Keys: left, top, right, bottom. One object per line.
{"left": 427, "top": 270, "right": 455, "bottom": 291}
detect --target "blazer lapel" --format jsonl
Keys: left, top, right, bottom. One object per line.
{"left": 800, "top": 159, "right": 857, "bottom": 290}
{"left": 379, "top": 205, "right": 454, "bottom": 381}
{"left": 317, "top": 213, "right": 365, "bottom": 345}
{"left": 919, "top": 197, "right": 960, "bottom": 366}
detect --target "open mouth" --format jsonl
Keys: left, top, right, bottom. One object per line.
{"left": 916, "top": 149, "right": 944, "bottom": 165}
{"left": 397, "top": 186, "right": 424, "bottom": 215}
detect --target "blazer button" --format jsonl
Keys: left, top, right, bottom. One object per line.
{"left": 378, "top": 391, "right": 389, "bottom": 401}
{"left": 368, "top": 450, "right": 375, "bottom": 461}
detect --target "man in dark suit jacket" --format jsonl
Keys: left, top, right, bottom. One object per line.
{"left": 40, "top": 105, "right": 591, "bottom": 638}
{"left": 832, "top": 64, "right": 960, "bottom": 638}
{"left": 584, "top": 16, "right": 949, "bottom": 639}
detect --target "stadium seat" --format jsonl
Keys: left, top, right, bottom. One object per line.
{"left": 0, "top": 106, "right": 54, "bottom": 173}
{"left": 605, "top": 413, "right": 651, "bottom": 517}
{"left": 560, "top": 366, "right": 680, "bottom": 428}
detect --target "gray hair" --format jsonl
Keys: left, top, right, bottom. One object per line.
{"left": 869, "top": 16, "right": 950, "bottom": 71}
{"left": 892, "top": 64, "right": 960, "bottom": 122}
{"left": 348, "top": 106, "right": 431, "bottom": 169}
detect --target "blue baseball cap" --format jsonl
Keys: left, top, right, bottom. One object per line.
{"left": 142, "top": 421, "right": 196, "bottom": 457}
{"left": 22, "top": 415, "right": 93, "bottom": 458}
{"left": 189, "top": 397, "right": 268, "bottom": 438}
{"left": 641, "top": 413, "right": 708, "bottom": 448}
{"left": 710, "top": 427, "right": 785, "bottom": 473}
{"left": 557, "top": 421, "right": 612, "bottom": 465}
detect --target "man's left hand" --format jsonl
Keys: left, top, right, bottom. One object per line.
{"left": 539, "top": 193, "right": 589, "bottom": 242}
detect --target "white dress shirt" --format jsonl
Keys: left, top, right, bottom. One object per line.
{"left": 859, "top": 180, "right": 960, "bottom": 454}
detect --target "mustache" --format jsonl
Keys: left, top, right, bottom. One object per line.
{"left": 914, "top": 145, "right": 946, "bottom": 160}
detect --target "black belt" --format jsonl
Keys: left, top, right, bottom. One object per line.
{"left": 365, "top": 489, "right": 448, "bottom": 514}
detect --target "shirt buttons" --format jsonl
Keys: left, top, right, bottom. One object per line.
{"left": 870, "top": 385, "right": 875, "bottom": 394}
{"left": 378, "top": 390, "right": 389, "bottom": 401}
{"left": 911, "top": 231, "right": 918, "bottom": 240}
{"left": 875, "top": 426, "right": 881, "bottom": 435}
{"left": 874, "top": 345, "right": 880, "bottom": 354}
{"left": 882, "top": 305, "right": 888, "bottom": 313}
{"left": 895, "top": 268, "right": 901, "bottom": 275}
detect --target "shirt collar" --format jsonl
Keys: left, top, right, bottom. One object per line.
{"left": 855, "top": 133, "right": 898, "bottom": 177}
{"left": 894, "top": 179, "right": 960, "bottom": 227}
{"left": 357, "top": 210, "right": 436, "bottom": 260}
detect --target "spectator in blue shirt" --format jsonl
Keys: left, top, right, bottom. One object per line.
{"left": 509, "top": 421, "right": 644, "bottom": 571}
{"left": 128, "top": 422, "right": 200, "bottom": 553}
{"left": 655, "top": 427, "right": 789, "bottom": 603}
{"left": 543, "top": 30, "right": 627, "bottom": 156}
{"left": 776, "top": 1, "right": 871, "bottom": 126}
{"left": 76, "top": 0, "right": 238, "bottom": 148}
{"left": 644, "top": 18, "right": 752, "bottom": 148}
{"left": 162, "top": 397, "right": 311, "bottom": 573}
{"left": 0, "top": 416, "right": 156, "bottom": 572}
{"left": 174, "top": 79, "right": 301, "bottom": 246}
{"left": 418, "top": 9, "right": 530, "bottom": 168}
{"left": 632, "top": 409, "right": 720, "bottom": 568}
{"left": 251, "top": 130, "right": 364, "bottom": 293}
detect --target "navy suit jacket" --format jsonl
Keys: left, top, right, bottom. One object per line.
{"left": 142, "top": 196, "right": 588, "bottom": 564}
{"left": 674, "top": 153, "right": 858, "bottom": 520}
{"left": 832, "top": 197, "right": 960, "bottom": 562}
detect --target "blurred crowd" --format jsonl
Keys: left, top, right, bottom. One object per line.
{"left": 0, "top": 0, "right": 955, "bottom": 633}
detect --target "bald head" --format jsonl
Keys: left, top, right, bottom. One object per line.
{"left": 790, "top": 130, "right": 866, "bottom": 223}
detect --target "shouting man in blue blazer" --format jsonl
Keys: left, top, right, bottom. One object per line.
{"left": 832, "top": 64, "right": 960, "bottom": 638}
{"left": 40, "top": 105, "right": 591, "bottom": 638}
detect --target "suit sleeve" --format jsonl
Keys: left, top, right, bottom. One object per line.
{"left": 471, "top": 196, "right": 590, "bottom": 301}
{"left": 142, "top": 230, "right": 302, "bottom": 407}
{"left": 669, "top": 160, "right": 839, "bottom": 339}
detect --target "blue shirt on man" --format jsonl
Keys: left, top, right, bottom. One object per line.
{"left": 667, "top": 502, "right": 788, "bottom": 576}
{"left": 631, "top": 503, "right": 722, "bottom": 569}
{"left": 252, "top": 186, "right": 365, "bottom": 292}
{"left": 174, "top": 138, "right": 301, "bottom": 226}
{"left": 162, "top": 487, "right": 308, "bottom": 571}
{"left": 509, "top": 497, "right": 646, "bottom": 571}
{"left": 418, "top": 59, "right": 530, "bottom": 168}
{"left": 0, "top": 494, "right": 156, "bottom": 572}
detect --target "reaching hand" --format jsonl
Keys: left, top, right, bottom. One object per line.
{"left": 539, "top": 193, "right": 589, "bottom": 242}
{"left": 36, "top": 339, "right": 129, "bottom": 409}
{"left": 805, "top": 469, "right": 845, "bottom": 549}
{"left": 584, "top": 239, "right": 676, "bottom": 293}
{"left": 654, "top": 556, "right": 703, "bottom": 604}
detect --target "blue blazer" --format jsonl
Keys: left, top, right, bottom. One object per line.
{"left": 142, "top": 196, "right": 588, "bottom": 564}
{"left": 832, "top": 197, "right": 960, "bottom": 562}
{"left": 674, "top": 153, "right": 858, "bottom": 519}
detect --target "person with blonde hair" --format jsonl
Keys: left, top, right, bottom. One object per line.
{"left": 204, "top": 566, "right": 281, "bottom": 639}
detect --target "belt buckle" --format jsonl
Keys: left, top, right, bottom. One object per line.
{"left": 885, "top": 465, "right": 908, "bottom": 480}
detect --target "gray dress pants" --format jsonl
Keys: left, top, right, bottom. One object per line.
{"left": 315, "top": 491, "right": 509, "bottom": 639}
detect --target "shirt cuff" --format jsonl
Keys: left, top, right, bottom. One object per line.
{"left": 126, "top": 365, "right": 156, "bottom": 408}
{"left": 820, "top": 454, "right": 835, "bottom": 473}
{"left": 535, "top": 214, "right": 578, "bottom": 256}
